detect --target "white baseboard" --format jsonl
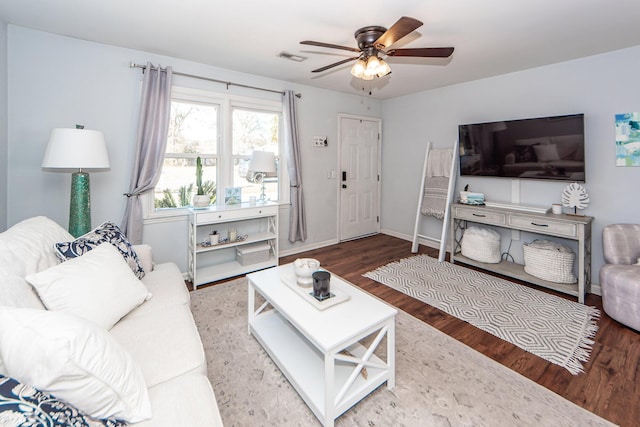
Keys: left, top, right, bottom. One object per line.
{"left": 380, "top": 229, "right": 442, "bottom": 251}
{"left": 279, "top": 238, "right": 340, "bottom": 257}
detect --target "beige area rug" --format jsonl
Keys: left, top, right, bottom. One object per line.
{"left": 190, "top": 278, "right": 614, "bottom": 427}
{"left": 364, "top": 255, "right": 600, "bottom": 375}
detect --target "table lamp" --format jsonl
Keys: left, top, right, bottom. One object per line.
{"left": 42, "top": 126, "right": 110, "bottom": 237}
{"left": 248, "top": 150, "right": 276, "bottom": 202}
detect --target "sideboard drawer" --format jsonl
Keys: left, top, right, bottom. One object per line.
{"left": 508, "top": 215, "right": 577, "bottom": 238}
{"left": 194, "top": 205, "right": 278, "bottom": 224}
{"left": 453, "top": 206, "right": 507, "bottom": 226}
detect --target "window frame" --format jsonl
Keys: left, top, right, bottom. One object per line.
{"left": 142, "top": 86, "right": 287, "bottom": 222}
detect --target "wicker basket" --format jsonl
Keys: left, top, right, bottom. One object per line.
{"left": 461, "top": 226, "right": 501, "bottom": 263}
{"left": 523, "top": 239, "right": 576, "bottom": 283}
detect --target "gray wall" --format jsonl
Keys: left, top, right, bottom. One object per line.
{"left": 380, "top": 45, "right": 640, "bottom": 285}
{"left": 0, "top": 20, "right": 7, "bottom": 231}
{"left": 6, "top": 25, "right": 381, "bottom": 271}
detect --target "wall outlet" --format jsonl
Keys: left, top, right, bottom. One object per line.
{"left": 313, "top": 136, "right": 327, "bottom": 147}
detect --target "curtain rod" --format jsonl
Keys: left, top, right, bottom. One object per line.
{"left": 129, "top": 62, "right": 301, "bottom": 98}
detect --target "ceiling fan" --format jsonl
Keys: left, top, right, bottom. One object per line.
{"left": 300, "top": 16, "right": 454, "bottom": 80}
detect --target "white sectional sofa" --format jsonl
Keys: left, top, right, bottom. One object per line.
{"left": 0, "top": 216, "right": 223, "bottom": 426}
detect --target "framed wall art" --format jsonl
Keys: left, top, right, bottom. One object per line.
{"left": 615, "top": 112, "right": 640, "bottom": 166}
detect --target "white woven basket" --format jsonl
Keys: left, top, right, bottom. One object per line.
{"left": 461, "top": 226, "right": 501, "bottom": 264}
{"left": 523, "top": 239, "right": 576, "bottom": 283}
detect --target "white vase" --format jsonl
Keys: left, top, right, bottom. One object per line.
{"left": 192, "top": 195, "right": 209, "bottom": 207}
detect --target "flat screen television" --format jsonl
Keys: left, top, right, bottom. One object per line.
{"left": 458, "top": 113, "right": 585, "bottom": 182}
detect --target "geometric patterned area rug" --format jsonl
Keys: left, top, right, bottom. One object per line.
{"left": 363, "top": 255, "right": 600, "bottom": 375}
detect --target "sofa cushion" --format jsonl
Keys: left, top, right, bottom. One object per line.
{"left": 0, "top": 216, "right": 74, "bottom": 277}
{"left": 0, "top": 307, "right": 152, "bottom": 422}
{"left": 55, "top": 221, "right": 145, "bottom": 279}
{"left": 26, "top": 243, "right": 150, "bottom": 330}
{"left": 0, "top": 374, "right": 127, "bottom": 427}
{"left": 127, "top": 262, "right": 190, "bottom": 319}
{"left": 110, "top": 304, "right": 207, "bottom": 388}
{"left": 136, "top": 373, "right": 223, "bottom": 427}
{"left": 0, "top": 273, "right": 45, "bottom": 310}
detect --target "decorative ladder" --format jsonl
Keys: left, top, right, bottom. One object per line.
{"left": 411, "top": 140, "right": 458, "bottom": 261}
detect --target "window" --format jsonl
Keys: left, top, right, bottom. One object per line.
{"left": 148, "top": 87, "right": 285, "bottom": 218}
{"left": 231, "top": 107, "right": 280, "bottom": 202}
{"left": 154, "top": 100, "right": 219, "bottom": 209}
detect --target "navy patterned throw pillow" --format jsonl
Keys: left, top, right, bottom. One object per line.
{"left": 513, "top": 144, "right": 538, "bottom": 163}
{"left": 54, "top": 222, "right": 145, "bottom": 279}
{"left": 0, "top": 375, "right": 127, "bottom": 427}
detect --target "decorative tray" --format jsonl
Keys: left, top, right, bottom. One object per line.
{"left": 280, "top": 270, "right": 350, "bottom": 311}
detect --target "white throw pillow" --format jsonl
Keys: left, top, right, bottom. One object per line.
{"left": 0, "top": 306, "right": 152, "bottom": 422}
{"left": 533, "top": 143, "right": 561, "bottom": 162}
{"left": 26, "top": 243, "right": 150, "bottom": 330}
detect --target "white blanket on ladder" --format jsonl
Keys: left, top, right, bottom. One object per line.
{"left": 421, "top": 148, "right": 453, "bottom": 218}
{"left": 421, "top": 177, "right": 450, "bottom": 218}
{"left": 426, "top": 148, "right": 453, "bottom": 178}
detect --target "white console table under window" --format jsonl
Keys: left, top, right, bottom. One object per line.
{"left": 188, "top": 202, "right": 278, "bottom": 289}
{"left": 449, "top": 203, "right": 593, "bottom": 304}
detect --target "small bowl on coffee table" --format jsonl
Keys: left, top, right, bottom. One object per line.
{"left": 293, "top": 258, "right": 320, "bottom": 288}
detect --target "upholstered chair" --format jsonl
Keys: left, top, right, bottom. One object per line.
{"left": 600, "top": 224, "right": 640, "bottom": 331}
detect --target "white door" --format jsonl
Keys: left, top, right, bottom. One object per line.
{"left": 339, "top": 116, "right": 381, "bottom": 241}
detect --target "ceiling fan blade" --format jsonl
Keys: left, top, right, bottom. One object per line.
{"left": 300, "top": 40, "right": 360, "bottom": 53}
{"left": 374, "top": 16, "right": 423, "bottom": 49}
{"left": 312, "top": 57, "right": 359, "bottom": 73}
{"left": 387, "top": 47, "right": 455, "bottom": 58}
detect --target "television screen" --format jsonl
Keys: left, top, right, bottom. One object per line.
{"left": 458, "top": 114, "right": 585, "bottom": 182}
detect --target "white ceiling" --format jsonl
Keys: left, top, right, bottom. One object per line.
{"left": 2, "top": 0, "right": 640, "bottom": 99}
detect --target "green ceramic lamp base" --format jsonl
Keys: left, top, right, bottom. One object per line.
{"left": 69, "top": 171, "right": 91, "bottom": 237}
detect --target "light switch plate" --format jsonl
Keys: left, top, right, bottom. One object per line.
{"left": 313, "top": 136, "right": 327, "bottom": 147}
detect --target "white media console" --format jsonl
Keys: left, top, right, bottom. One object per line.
{"left": 449, "top": 203, "right": 593, "bottom": 303}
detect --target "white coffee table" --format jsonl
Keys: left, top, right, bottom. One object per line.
{"left": 247, "top": 264, "right": 397, "bottom": 427}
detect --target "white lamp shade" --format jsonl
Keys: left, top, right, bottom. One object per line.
{"left": 248, "top": 150, "right": 276, "bottom": 173}
{"left": 42, "top": 128, "right": 110, "bottom": 169}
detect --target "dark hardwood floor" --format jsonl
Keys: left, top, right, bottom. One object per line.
{"left": 275, "top": 233, "right": 639, "bottom": 427}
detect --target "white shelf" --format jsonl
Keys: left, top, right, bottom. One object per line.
{"left": 189, "top": 203, "right": 278, "bottom": 288}
{"left": 249, "top": 310, "right": 389, "bottom": 421}
{"left": 195, "top": 232, "right": 276, "bottom": 253}
{"left": 194, "top": 257, "right": 277, "bottom": 285}
{"left": 452, "top": 254, "right": 579, "bottom": 297}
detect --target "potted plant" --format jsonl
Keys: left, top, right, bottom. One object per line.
{"left": 192, "top": 156, "right": 210, "bottom": 207}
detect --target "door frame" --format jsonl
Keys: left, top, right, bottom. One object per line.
{"left": 337, "top": 113, "right": 382, "bottom": 241}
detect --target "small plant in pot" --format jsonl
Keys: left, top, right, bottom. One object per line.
{"left": 192, "top": 156, "right": 210, "bottom": 207}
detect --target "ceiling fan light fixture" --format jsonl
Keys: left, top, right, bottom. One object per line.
{"left": 376, "top": 59, "right": 391, "bottom": 77}
{"left": 350, "top": 59, "right": 366, "bottom": 78}
{"left": 366, "top": 56, "right": 381, "bottom": 73}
